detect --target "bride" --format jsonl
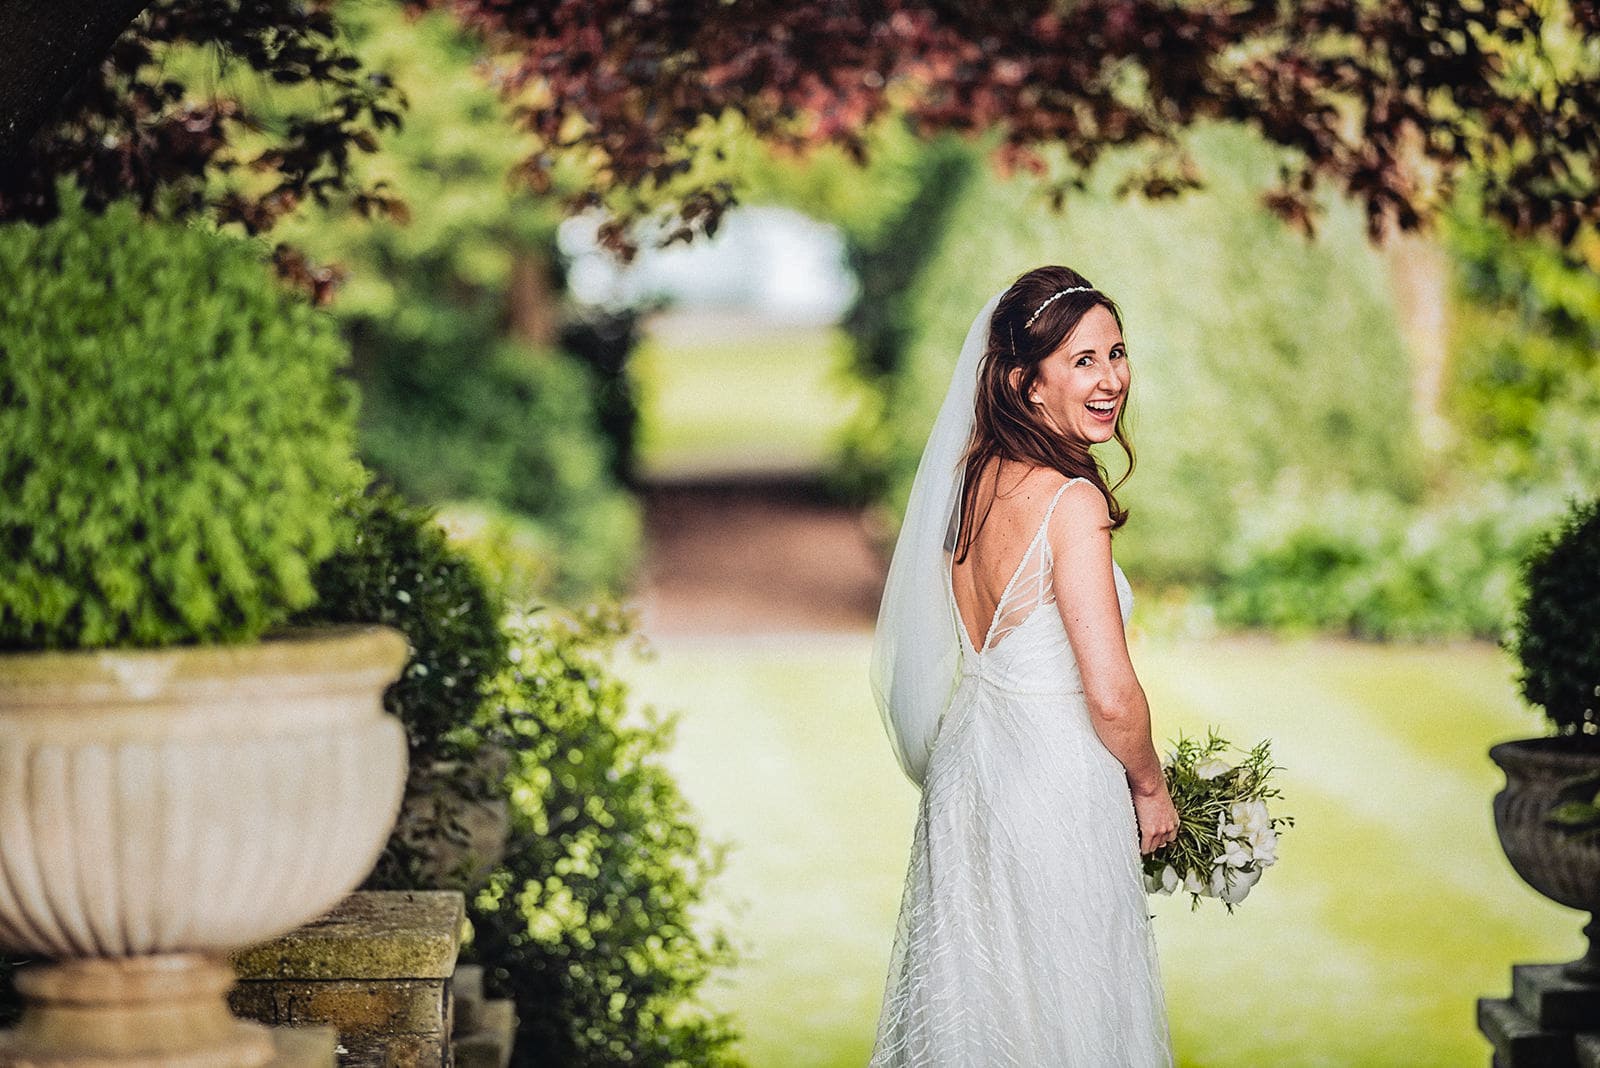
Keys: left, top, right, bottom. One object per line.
{"left": 868, "top": 265, "right": 1176, "bottom": 1066}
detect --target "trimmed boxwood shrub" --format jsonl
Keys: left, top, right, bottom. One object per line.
{"left": 1510, "top": 497, "right": 1600, "bottom": 735}
{"left": 0, "top": 197, "right": 363, "bottom": 649}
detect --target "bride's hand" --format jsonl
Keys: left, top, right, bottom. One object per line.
{"left": 1131, "top": 784, "right": 1179, "bottom": 856}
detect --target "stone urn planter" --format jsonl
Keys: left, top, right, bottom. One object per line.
{"left": 1491, "top": 736, "right": 1600, "bottom": 981}
{"left": 0, "top": 625, "right": 409, "bottom": 1066}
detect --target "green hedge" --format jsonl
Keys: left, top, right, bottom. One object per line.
{"left": 358, "top": 340, "right": 641, "bottom": 602}
{"left": 1211, "top": 481, "right": 1572, "bottom": 640}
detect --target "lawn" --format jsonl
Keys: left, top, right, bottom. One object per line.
{"left": 631, "top": 317, "right": 859, "bottom": 479}
{"left": 619, "top": 631, "right": 1578, "bottom": 1068}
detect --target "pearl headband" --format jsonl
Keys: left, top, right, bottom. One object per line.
{"left": 1024, "top": 286, "right": 1096, "bottom": 329}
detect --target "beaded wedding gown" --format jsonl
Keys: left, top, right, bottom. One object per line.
{"left": 869, "top": 480, "right": 1172, "bottom": 1067}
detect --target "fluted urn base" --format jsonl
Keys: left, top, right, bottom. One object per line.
{"left": 0, "top": 955, "right": 273, "bottom": 1067}
{"left": 0, "top": 625, "right": 409, "bottom": 1066}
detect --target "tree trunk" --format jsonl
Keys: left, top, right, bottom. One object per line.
{"left": 0, "top": 0, "right": 151, "bottom": 155}
{"left": 507, "top": 251, "right": 558, "bottom": 349}
{"left": 1383, "top": 228, "right": 1454, "bottom": 463}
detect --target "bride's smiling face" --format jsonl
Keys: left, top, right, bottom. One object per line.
{"left": 1022, "top": 304, "right": 1129, "bottom": 447}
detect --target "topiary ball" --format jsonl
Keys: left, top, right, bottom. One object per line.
{"left": 1511, "top": 497, "right": 1600, "bottom": 735}
{"left": 0, "top": 197, "right": 365, "bottom": 649}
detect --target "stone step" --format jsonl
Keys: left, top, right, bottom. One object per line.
{"left": 233, "top": 891, "right": 466, "bottom": 1068}
{"left": 452, "top": 998, "right": 517, "bottom": 1068}
{"left": 453, "top": 964, "right": 486, "bottom": 1035}
{"left": 1515, "top": 965, "right": 1600, "bottom": 1031}
{"left": 1575, "top": 1032, "right": 1600, "bottom": 1068}
{"left": 1480, "top": 997, "right": 1579, "bottom": 1068}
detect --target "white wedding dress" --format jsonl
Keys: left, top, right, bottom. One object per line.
{"left": 869, "top": 479, "right": 1173, "bottom": 1067}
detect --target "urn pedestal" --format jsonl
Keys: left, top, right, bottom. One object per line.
{"left": 0, "top": 626, "right": 409, "bottom": 1066}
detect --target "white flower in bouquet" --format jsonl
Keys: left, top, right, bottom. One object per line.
{"left": 1249, "top": 827, "right": 1279, "bottom": 867}
{"left": 1216, "top": 836, "right": 1253, "bottom": 869}
{"left": 1141, "top": 729, "right": 1293, "bottom": 912}
{"left": 1232, "top": 800, "right": 1272, "bottom": 837}
{"left": 1211, "top": 864, "right": 1262, "bottom": 905}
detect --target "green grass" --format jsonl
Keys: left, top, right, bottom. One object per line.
{"left": 620, "top": 632, "right": 1577, "bottom": 1068}
{"left": 632, "top": 322, "right": 859, "bottom": 478}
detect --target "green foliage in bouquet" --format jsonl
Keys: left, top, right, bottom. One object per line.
{"left": 292, "top": 487, "right": 511, "bottom": 890}
{"left": 1144, "top": 731, "right": 1292, "bottom": 913}
{"left": 469, "top": 608, "right": 741, "bottom": 1067}
{"left": 1509, "top": 496, "right": 1600, "bottom": 736}
{"left": 0, "top": 196, "right": 364, "bottom": 650}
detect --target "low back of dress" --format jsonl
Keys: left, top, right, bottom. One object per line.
{"left": 947, "top": 478, "right": 1133, "bottom": 701}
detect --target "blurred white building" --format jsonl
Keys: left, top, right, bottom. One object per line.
{"left": 558, "top": 205, "right": 857, "bottom": 326}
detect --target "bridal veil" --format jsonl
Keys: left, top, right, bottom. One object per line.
{"left": 869, "top": 290, "right": 1004, "bottom": 787}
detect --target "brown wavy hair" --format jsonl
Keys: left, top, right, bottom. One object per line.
{"left": 955, "top": 265, "right": 1134, "bottom": 562}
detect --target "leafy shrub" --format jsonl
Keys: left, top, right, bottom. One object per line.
{"left": 358, "top": 340, "right": 642, "bottom": 599}
{"left": 297, "top": 487, "right": 506, "bottom": 759}
{"left": 1212, "top": 481, "right": 1570, "bottom": 640}
{"left": 1444, "top": 200, "right": 1600, "bottom": 488}
{"left": 292, "top": 488, "right": 511, "bottom": 889}
{"left": 469, "top": 608, "right": 741, "bottom": 1067}
{"left": 0, "top": 197, "right": 363, "bottom": 650}
{"left": 1510, "top": 497, "right": 1600, "bottom": 734}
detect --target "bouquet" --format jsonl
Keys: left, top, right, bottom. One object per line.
{"left": 1142, "top": 730, "right": 1292, "bottom": 911}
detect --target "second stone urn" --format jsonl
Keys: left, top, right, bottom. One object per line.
{"left": 0, "top": 625, "right": 410, "bottom": 1066}
{"left": 1491, "top": 736, "right": 1600, "bottom": 981}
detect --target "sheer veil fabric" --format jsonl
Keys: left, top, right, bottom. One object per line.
{"left": 868, "top": 290, "right": 1002, "bottom": 787}
{"left": 867, "top": 289, "right": 1173, "bottom": 1066}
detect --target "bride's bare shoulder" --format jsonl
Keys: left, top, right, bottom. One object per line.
{"left": 980, "top": 462, "right": 1087, "bottom": 531}
{"left": 1045, "top": 479, "right": 1115, "bottom": 560}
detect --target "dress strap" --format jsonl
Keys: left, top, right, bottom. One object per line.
{"left": 1037, "top": 478, "right": 1083, "bottom": 540}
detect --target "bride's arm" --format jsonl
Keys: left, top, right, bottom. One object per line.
{"left": 1048, "top": 480, "right": 1177, "bottom": 852}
